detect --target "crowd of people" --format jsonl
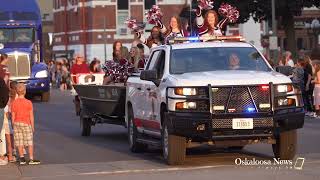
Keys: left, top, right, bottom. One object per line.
{"left": 0, "top": 53, "right": 40, "bottom": 165}
{"left": 274, "top": 51, "right": 320, "bottom": 117}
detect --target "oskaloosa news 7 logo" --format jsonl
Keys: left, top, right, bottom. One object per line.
{"left": 234, "top": 157, "right": 305, "bottom": 170}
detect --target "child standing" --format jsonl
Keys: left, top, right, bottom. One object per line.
{"left": 11, "top": 83, "right": 40, "bottom": 165}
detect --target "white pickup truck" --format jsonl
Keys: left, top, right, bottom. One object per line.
{"left": 125, "top": 36, "right": 305, "bottom": 165}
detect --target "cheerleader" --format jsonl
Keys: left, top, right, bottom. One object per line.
{"left": 196, "top": 7, "right": 223, "bottom": 37}
{"left": 136, "top": 26, "right": 165, "bottom": 49}
{"left": 156, "top": 16, "right": 188, "bottom": 43}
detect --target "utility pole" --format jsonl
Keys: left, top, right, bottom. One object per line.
{"left": 270, "top": 0, "right": 278, "bottom": 64}
{"left": 103, "top": 16, "right": 107, "bottom": 62}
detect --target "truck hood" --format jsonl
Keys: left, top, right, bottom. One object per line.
{"left": 0, "top": 42, "right": 33, "bottom": 53}
{"left": 167, "top": 70, "right": 292, "bottom": 86}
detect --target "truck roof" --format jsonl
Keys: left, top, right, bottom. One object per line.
{"left": 0, "top": 0, "right": 41, "bottom": 21}
{"left": 170, "top": 42, "right": 253, "bottom": 50}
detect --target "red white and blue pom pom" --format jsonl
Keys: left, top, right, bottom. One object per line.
{"left": 218, "top": 3, "right": 240, "bottom": 23}
{"left": 145, "top": 5, "right": 163, "bottom": 25}
{"left": 103, "top": 60, "right": 134, "bottom": 83}
{"left": 197, "top": 0, "right": 214, "bottom": 10}
{"left": 124, "top": 18, "right": 146, "bottom": 33}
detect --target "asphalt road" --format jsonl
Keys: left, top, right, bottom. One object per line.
{"left": 0, "top": 89, "right": 320, "bottom": 180}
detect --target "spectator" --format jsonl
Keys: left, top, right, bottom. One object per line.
{"left": 285, "top": 51, "right": 295, "bottom": 67}
{"left": 47, "top": 60, "right": 56, "bottom": 85}
{"left": 3, "top": 81, "right": 17, "bottom": 162}
{"left": 303, "top": 56, "right": 314, "bottom": 114}
{"left": 290, "top": 58, "right": 305, "bottom": 94}
{"left": 60, "top": 65, "right": 70, "bottom": 91}
{"left": 55, "top": 63, "right": 62, "bottom": 89}
{"left": 11, "top": 83, "right": 40, "bottom": 165}
{"left": 89, "top": 59, "right": 102, "bottom": 73}
{"left": 0, "top": 53, "right": 9, "bottom": 84}
{"left": 0, "top": 75, "right": 9, "bottom": 165}
{"left": 311, "top": 60, "right": 320, "bottom": 117}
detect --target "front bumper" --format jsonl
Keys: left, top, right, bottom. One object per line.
{"left": 14, "top": 78, "right": 50, "bottom": 94}
{"left": 166, "top": 107, "right": 304, "bottom": 141}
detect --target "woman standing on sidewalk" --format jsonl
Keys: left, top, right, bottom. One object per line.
{"left": 311, "top": 60, "right": 320, "bottom": 117}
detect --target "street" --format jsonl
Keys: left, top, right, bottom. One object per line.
{"left": 0, "top": 89, "right": 320, "bottom": 180}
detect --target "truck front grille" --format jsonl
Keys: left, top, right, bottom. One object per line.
{"left": 211, "top": 86, "right": 270, "bottom": 114}
{"left": 212, "top": 117, "right": 274, "bottom": 129}
{"left": 7, "top": 54, "right": 31, "bottom": 78}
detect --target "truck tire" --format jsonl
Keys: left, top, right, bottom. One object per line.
{"left": 272, "top": 130, "right": 297, "bottom": 160}
{"left": 41, "top": 91, "right": 50, "bottom": 102}
{"left": 128, "top": 107, "right": 146, "bottom": 152}
{"left": 162, "top": 123, "right": 186, "bottom": 165}
{"left": 80, "top": 114, "right": 91, "bottom": 136}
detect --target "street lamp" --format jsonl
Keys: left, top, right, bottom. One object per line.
{"left": 305, "top": 18, "right": 320, "bottom": 49}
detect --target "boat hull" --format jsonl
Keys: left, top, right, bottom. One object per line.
{"left": 73, "top": 84, "right": 126, "bottom": 118}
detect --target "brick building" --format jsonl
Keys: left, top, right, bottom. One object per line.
{"left": 38, "top": 0, "right": 54, "bottom": 62}
{"left": 52, "top": 0, "right": 189, "bottom": 61}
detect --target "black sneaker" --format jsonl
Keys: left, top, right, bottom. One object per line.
{"left": 19, "top": 157, "right": 26, "bottom": 165}
{"left": 28, "top": 159, "right": 41, "bottom": 165}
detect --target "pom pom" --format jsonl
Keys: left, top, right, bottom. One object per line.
{"left": 145, "top": 5, "right": 163, "bottom": 25}
{"left": 218, "top": 3, "right": 240, "bottom": 23}
{"left": 103, "top": 60, "right": 134, "bottom": 83}
{"left": 197, "top": 0, "right": 214, "bottom": 10}
{"left": 124, "top": 18, "right": 146, "bottom": 33}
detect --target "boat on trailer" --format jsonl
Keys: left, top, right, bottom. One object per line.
{"left": 73, "top": 73, "right": 128, "bottom": 136}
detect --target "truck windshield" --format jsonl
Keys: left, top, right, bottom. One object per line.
{"left": 0, "top": 28, "right": 34, "bottom": 43}
{"left": 170, "top": 47, "right": 272, "bottom": 74}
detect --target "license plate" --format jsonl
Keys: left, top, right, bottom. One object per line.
{"left": 232, "top": 118, "right": 253, "bottom": 129}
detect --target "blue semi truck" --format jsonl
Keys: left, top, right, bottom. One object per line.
{"left": 0, "top": 0, "right": 50, "bottom": 101}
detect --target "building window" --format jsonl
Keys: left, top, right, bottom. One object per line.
{"left": 297, "top": 38, "right": 303, "bottom": 50}
{"left": 145, "top": 0, "right": 156, "bottom": 10}
{"left": 117, "top": 0, "right": 129, "bottom": 35}
{"left": 118, "top": 0, "right": 129, "bottom": 10}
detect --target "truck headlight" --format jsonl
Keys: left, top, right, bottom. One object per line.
{"left": 277, "top": 85, "right": 293, "bottom": 93}
{"left": 175, "top": 88, "right": 197, "bottom": 96}
{"left": 176, "top": 102, "right": 197, "bottom": 110}
{"left": 35, "top": 70, "right": 48, "bottom": 78}
{"left": 278, "top": 98, "right": 295, "bottom": 106}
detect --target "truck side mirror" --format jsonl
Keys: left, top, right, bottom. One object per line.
{"left": 140, "top": 70, "right": 158, "bottom": 81}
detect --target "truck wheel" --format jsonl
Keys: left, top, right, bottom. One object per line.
{"left": 128, "top": 107, "right": 146, "bottom": 152}
{"left": 272, "top": 130, "right": 297, "bottom": 160}
{"left": 41, "top": 91, "right": 50, "bottom": 102}
{"left": 162, "top": 124, "right": 186, "bottom": 165}
{"left": 80, "top": 114, "right": 91, "bottom": 136}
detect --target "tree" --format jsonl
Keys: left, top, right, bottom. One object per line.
{"left": 180, "top": 0, "right": 320, "bottom": 55}
{"left": 212, "top": 0, "right": 320, "bottom": 55}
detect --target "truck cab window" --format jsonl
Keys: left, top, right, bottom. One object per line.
{"left": 146, "top": 50, "right": 166, "bottom": 79}
{"left": 146, "top": 50, "right": 161, "bottom": 70}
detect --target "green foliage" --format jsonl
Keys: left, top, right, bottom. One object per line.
{"left": 207, "top": 0, "right": 320, "bottom": 23}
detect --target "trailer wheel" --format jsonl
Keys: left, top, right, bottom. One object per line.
{"left": 272, "top": 130, "right": 297, "bottom": 160}
{"left": 80, "top": 114, "right": 91, "bottom": 136}
{"left": 128, "top": 107, "right": 146, "bottom": 152}
{"left": 41, "top": 91, "right": 50, "bottom": 102}
{"left": 162, "top": 121, "right": 186, "bottom": 165}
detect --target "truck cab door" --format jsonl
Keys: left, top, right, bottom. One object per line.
{"left": 143, "top": 50, "right": 166, "bottom": 136}
{"left": 135, "top": 50, "right": 161, "bottom": 133}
